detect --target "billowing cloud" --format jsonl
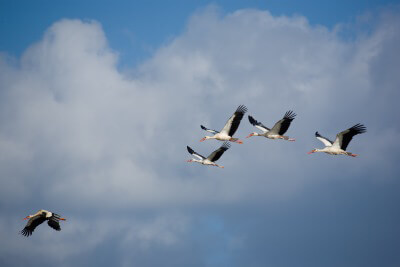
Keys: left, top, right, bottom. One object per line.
{"left": 0, "top": 6, "right": 399, "bottom": 267}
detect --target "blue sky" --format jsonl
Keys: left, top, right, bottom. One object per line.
{"left": 1, "top": 1, "right": 400, "bottom": 267}
{"left": 1, "top": 0, "right": 398, "bottom": 66}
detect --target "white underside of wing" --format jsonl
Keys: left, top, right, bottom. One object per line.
{"left": 205, "top": 129, "right": 218, "bottom": 134}
{"left": 193, "top": 153, "right": 204, "bottom": 160}
{"left": 220, "top": 115, "right": 235, "bottom": 135}
{"left": 255, "top": 125, "right": 268, "bottom": 133}
{"left": 332, "top": 136, "right": 342, "bottom": 149}
{"left": 316, "top": 136, "right": 333, "bottom": 147}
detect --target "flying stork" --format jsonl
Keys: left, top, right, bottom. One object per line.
{"left": 187, "top": 142, "right": 231, "bottom": 168}
{"left": 20, "top": 210, "right": 66, "bottom": 237}
{"left": 200, "top": 105, "right": 247, "bottom": 144}
{"left": 307, "top": 123, "right": 366, "bottom": 156}
{"left": 246, "top": 110, "right": 296, "bottom": 141}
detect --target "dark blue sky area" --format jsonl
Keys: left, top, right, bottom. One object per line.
{"left": 0, "top": 0, "right": 398, "bottom": 66}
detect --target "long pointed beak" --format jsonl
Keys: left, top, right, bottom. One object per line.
{"left": 307, "top": 151, "right": 314, "bottom": 154}
{"left": 23, "top": 216, "right": 29, "bottom": 220}
{"left": 246, "top": 134, "right": 253, "bottom": 138}
{"left": 200, "top": 138, "right": 206, "bottom": 142}
{"left": 59, "top": 218, "right": 66, "bottom": 221}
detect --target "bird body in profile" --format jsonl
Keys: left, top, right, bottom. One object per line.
{"left": 247, "top": 110, "right": 296, "bottom": 141}
{"left": 308, "top": 124, "right": 366, "bottom": 157}
{"left": 200, "top": 105, "right": 247, "bottom": 144}
{"left": 187, "top": 142, "right": 231, "bottom": 168}
{"left": 21, "top": 210, "right": 66, "bottom": 236}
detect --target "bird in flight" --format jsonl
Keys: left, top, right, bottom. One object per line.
{"left": 307, "top": 124, "right": 366, "bottom": 157}
{"left": 21, "top": 210, "right": 66, "bottom": 237}
{"left": 247, "top": 110, "right": 296, "bottom": 141}
{"left": 200, "top": 105, "right": 247, "bottom": 144}
{"left": 187, "top": 142, "right": 231, "bottom": 168}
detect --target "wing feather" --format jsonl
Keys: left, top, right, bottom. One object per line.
{"left": 333, "top": 124, "right": 366, "bottom": 150}
{"left": 221, "top": 105, "right": 247, "bottom": 136}
{"left": 20, "top": 215, "right": 46, "bottom": 237}
{"left": 48, "top": 219, "right": 61, "bottom": 231}
{"left": 187, "top": 146, "right": 205, "bottom": 160}
{"left": 270, "top": 110, "right": 296, "bottom": 135}
{"left": 207, "top": 142, "right": 230, "bottom": 162}
{"left": 315, "top": 132, "right": 333, "bottom": 147}
{"left": 248, "top": 115, "right": 269, "bottom": 132}
{"left": 200, "top": 125, "right": 219, "bottom": 134}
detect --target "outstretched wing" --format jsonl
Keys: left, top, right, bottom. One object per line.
{"left": 200, "top": 125, "right": 219, "bottom": 134}
{"left": 270, "top": 110, "right": 296, "bottom": 135}
{"left": 207, "top": 142, "right": 231, "bottom": 162}
{"left": 333, "top": 124, "right": 366, "bottom": 150}
{"left": 187, "top": 146, "right": 205, "bottom": 160}
{"left": 248, "top": 115, "right": 270, "bottom": 132}
{"left": 221, "top": 105, "right": 248, "bottom": 136}
{"left": 47, "top": 219, "right": 61, "bottom": 231}
{"left": 315, "top": 132, "right": 334, "bottom": 147}
{"left": 20, "top": 215, "right": 46, "bottom": 237}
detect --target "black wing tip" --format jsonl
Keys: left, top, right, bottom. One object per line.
{"left": 315, "top": 131, "right": 320, "bottom": 136}
{"left": 20, "top": 228, "right": 32, "bottom": 237}
{"left": 351, "top": 123, "right": 367, "bottom": 134}
{"left": 200, "top": 125, "right": 206, "bottom": 130}
{"left": 236, "top": 105, "right": 248, "bottom": 114}
{"left": 221, "top": 141, "right": 231, "bottom": 150}
{"left": 284, "top": 110, "right": 296, "bottom": 120}
{"left": 187, "top": 146, "right": 194, "bottom": 154}
{"left": 248, "top": 115, "right": 256, "bottom": 125}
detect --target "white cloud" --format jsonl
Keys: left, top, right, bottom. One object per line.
{"left": 0, "top": 7, "right": 399, "bottom": 267}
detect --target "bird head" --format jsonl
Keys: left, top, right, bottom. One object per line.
{"left": 199, "top": 136, "right": 210, "bottom": 142}
{"left": 307, "top": 149, "right": 317, "bottom": 154}
{"left": 246, "top": 132, "right": 257, "bottom": 138}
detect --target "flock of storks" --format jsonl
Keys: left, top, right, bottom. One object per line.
{"left": 187, "top": 105, "right": 366, "bottom": 168}
{"left": 21, "top": 105, "right": 366, "bottom": 236}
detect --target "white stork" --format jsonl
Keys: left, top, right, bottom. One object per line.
{"left": 20, "top": 210, "right": 66, "bottom": 237}
{"left": 308, "top": 124, "right": 366, "bottom": 157}
{"left": 200, "top": 105, "right": 247, "bottom": 144}
{"left": 187, "top": 142, "right": 231, "bottom": 168}
{"left": 246, "top": 110, "right": 296, "bottom": 141}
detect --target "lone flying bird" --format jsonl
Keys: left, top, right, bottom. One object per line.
{"left": 21, "top": 210, "right": 66, "bottom": 237}
{"left": 246, "top": 111, "right": 296, "bottom": 141}
{"left": 187, "top": 142, "right": 231, "bottom": 168}
{"left": 200, "top": 105, "right": 247, "bottom": 144}
{"left": 307, "top": 124, "right": 366, "bottom": 157}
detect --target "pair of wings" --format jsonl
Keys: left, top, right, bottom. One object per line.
{"left": 21, "top": 214, "right": 62, "bottom": 237}
{"left": 315, "top": 124, "right": 366, "bottom": 150}
{"left": 248, "top": 110, "right": 296, "bottom": 135}
{"left": 201, "top": 105, "right": 248, "bottom": 137}
{"left": 187, "top": 142, "right": 231, "bottom": 162}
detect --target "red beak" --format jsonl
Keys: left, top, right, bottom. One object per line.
{"left": 307, "top": 151, "right": 314, "bottom": 154}
{"left": 200, "top": 138, "right": 206, "bottom": 142}
{"left": 246, "top": 134, "right": 253, "bottom": 138}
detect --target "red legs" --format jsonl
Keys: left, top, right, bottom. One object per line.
{"left": 279, "top": 136, "right": 295, "bottom": 141}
